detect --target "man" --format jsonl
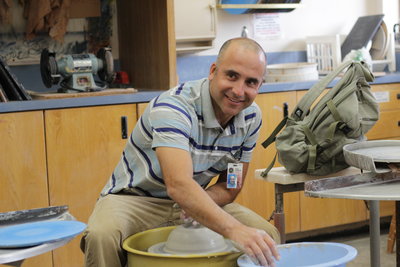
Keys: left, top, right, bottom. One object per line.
{"left": 81, "top": 38, "right": 280, "bottom": 267}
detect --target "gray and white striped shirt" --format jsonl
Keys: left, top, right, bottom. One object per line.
{"left": 101, "top": 78, "right": 262, "bottom": 199}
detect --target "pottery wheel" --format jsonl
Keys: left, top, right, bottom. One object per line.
{"left": 147, "top": 240, "right": 235, "bottom": 255}
{"left": 343, "top": 140, "right": 400, "bottom": 173}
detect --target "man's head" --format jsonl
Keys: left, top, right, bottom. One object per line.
{"left": 208, "top": 38, "right": 266, "bottom": 127}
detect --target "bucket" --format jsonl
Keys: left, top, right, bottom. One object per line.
{"left": 123, "top": 226, "right": 242, "bottom": 267}
{"left": 265, "top": 62, "right": 319, "bottom": 83}
{"left": 237, "top": 242, "right": 357, "bottom": 267}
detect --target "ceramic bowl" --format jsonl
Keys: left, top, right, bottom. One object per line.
{"left": 147, "top": 224, "right": 233, "bottom": 255}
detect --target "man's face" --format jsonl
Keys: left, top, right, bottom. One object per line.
{"left": 208, "top": 44, "right": 265, "bottom": 126}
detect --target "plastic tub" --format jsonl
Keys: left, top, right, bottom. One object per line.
{"left": 265, "top": 62, "right": 319, "bottom": 83}
{"left": 123, "top": 226, "right": 242, "bottom": 267}
{"left": 237, "top": 242, "right": 357, "bottom": 267}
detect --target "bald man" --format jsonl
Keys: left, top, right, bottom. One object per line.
{"left": 81, "top": 38, "right": 280, "bottom": 267}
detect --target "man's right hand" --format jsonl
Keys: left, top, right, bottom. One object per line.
{"left": 229, "top": 225, "right": 280, "bottom": 267}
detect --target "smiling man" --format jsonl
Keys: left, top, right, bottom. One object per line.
{"left": 81, "top": 38, "right": 280, "bottom": 267}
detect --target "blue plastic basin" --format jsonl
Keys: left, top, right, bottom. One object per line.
{"left": 237, "top": 242, "right": 358, "bottom": 267}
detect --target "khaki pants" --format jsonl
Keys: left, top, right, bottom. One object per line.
{"left": 81, "top": 194, "right": 280, "bottom": 267}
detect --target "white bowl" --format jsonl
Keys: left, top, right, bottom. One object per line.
{"left": 148, "top": 224, "right": 234, "bottom": 255}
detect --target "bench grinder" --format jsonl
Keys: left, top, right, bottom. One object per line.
{"left": 40, "top": 48, "right": 114, "bottom": 92}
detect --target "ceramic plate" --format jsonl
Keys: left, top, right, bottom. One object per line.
{"left": 0, "top": 220, "right": 87, "bottom": 248}
{"left": 370, "top": 22, "right": 388, "bottom": 60}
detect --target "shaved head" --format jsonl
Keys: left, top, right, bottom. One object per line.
{"left": 216, "top": 38, "right": 267, "bottom": 67}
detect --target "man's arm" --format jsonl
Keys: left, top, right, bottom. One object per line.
{"left": 156, "top": 146, "right": 279, "bottom": 267}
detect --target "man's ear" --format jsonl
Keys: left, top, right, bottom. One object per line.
{"left": 208, "top": 63, "right": 217, "bottom": 80}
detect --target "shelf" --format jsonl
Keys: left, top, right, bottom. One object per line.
{"left": 216, "top": 4, "right": 300, "bottom": 9}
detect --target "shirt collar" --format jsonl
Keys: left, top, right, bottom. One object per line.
{"left": 200, "top": 79, "right": 246, "bottom": 129}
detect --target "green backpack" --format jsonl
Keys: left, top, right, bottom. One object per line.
{"left": 261, "top": 61, "right": 379, "bottom": 177}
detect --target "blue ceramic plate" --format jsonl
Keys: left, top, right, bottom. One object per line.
{"left": 0, "top": 220, "right": 87, "bottom": 248}
{"left": 221, "top": 0, "right": 260, "bottom": 14}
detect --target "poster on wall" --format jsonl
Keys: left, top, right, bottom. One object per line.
{"left": 253, "top": 13, "right": 282, "bottom": 40}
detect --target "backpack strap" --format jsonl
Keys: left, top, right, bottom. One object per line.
{"left": 260, "top": 152, "right": 277, "bottom": 178}
{"left": 292, "top": 60, "right": 356, "bottom": 121}
{"left": 301, "top": 124, "right": 318, "bottom": 172}
{"left": 261, "top": 116, "right": 288, "bottom": 149}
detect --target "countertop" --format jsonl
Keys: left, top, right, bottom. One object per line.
{"left": 1, "top": 72, "right": 400, "bottom": 114}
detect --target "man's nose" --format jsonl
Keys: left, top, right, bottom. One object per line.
{"left": 232, "top": 81, "right": 245, "bottom": 96}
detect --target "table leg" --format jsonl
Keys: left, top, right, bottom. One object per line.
{"left": 369, "top": 200, "right": 380, "bottom": 267}
{"left": 273, "top": 183, "right": 304, "bottom": 244}
{"left": 396, "top": 201, "right": 400, "bottom": 267}
{"left": 274, "top": 187, "right": 285, "bottom": 244}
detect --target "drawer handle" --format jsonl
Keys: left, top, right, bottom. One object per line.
{"left": 397, "top": 93, "right": 400, "bottom": 100}
{"left": 121, "top": 116, "right": 128, "bottom": 139}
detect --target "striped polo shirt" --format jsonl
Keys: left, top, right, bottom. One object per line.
{"left": 101, "top": 78, "right": 262, "bottom": 199}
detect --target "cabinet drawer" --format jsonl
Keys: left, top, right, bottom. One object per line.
{"left": 371, "top": 84, "right": 400, "bottom": 111}
{"left": 366, "top": 110, "right": 400, "bottom": 140}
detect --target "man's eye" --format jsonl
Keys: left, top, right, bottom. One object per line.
{"left": 227, "top": 73, "right": 237, "bottom": 79}
{"left": 247, "top": 80, "right": 258, "bottom": 87}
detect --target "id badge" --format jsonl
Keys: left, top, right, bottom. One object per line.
{"left": 227, "top": 163, "right": 243, "bottom": 189}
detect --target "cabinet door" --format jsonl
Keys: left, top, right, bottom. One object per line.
{"left": 174, "top": 0, "right": 216, "bottom": 52}
{"left": 0, "top": 111, "right": 52, "bottom": 267}
{"left": 367, "top": 84, "right": 400, "bottom": 140}
{"left": 235, "top": 92, "right": 300, "bottom": 233}
{"left": 296, "top": 90, "right": 368, "bottom": 231}
{"left": 45, "top": 104, "right": 137, "bottom": 267}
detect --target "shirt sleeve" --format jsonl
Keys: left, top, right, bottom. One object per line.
{"left": 149, "top": 97, "right": 192, "bottom": 151}
{"left": 240, "top": 103, "right": 262, "bottom": 162}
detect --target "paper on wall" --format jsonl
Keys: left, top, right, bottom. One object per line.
{"left": 253, "top": 13, "right": 282, "bottom": 40}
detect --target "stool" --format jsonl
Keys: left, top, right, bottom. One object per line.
{"left": 255, "top": 166, "right": 362, "bottom": 243}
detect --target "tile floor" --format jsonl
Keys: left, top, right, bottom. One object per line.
{"left": 291, "top": 226, "right": 396, "bottom": 267}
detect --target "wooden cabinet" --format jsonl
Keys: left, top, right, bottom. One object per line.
{"left": 116, "top": 0, "right": 177, "bottom": 90}
{"left": 174, "top": 0, "right": 217, "bottom": 53}
{"left": 368, "top": 83, "right": 400, "bottom": 140}
{"left": 235, "top": 92, "right": 300, "bottom": 233}
{"left": 0, "top": 111, "right": 52, "bottom": 267}
{"left": 44, "top": 104, "right": 137, "bottom": 267}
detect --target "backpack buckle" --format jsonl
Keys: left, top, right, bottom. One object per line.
{"left": 294, "top": 108, "right": 303, "bottom": 119}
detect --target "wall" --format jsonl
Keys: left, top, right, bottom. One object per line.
{"left": 197, "top": 0, "right": 398, "bottom": 54}
{"left": 176, "top": 0, "right": 399, "bottom": 82}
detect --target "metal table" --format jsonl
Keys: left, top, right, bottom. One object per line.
{"left": 305, "top": 172, "right": 400, "bottom": 267}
